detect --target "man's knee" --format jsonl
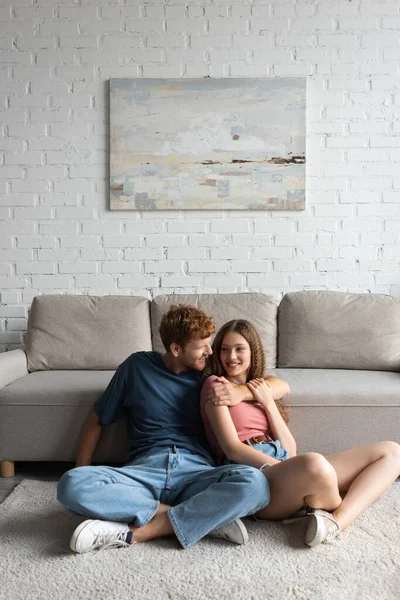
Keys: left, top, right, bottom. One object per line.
{"left": 233, "top": 465, "right": 270, "bottom": 505}
{"left": 57, "top": 466, "right": 91, "bottom": 506}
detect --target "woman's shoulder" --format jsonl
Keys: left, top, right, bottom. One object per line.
{"left": 202, "top": 374, "right": 222, "bottom": 389}
{"left": 200, "top": 376, "right": 222, "bottom": 407}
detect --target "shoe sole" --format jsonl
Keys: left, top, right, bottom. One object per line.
{"left": 236, "top": 519, "right": 249, "bottom": 544}
{"left": 208, "top": 519, "right": 249, "bottom": 545}
{"left": 305, "top": 514, "right": 325, "bottom": 548}
{"left": 70, "top": 519, "right": 97, "bottom": 553}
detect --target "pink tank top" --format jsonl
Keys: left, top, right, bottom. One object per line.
{"left": 200, "top": 375, "right": 271, "bottom": 461}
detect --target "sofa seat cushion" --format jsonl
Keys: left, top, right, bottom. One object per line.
{"left": 278, "top": 291, "right": 400, "bottom": 371}
{"left": 25, "top": 295, "right": 152, "bottom": 372}
{"left": 271, "top": 368, "right": 400, "bottom": 455}
{"left": 0, "top": 370, "right": 115, "bottom": 406}
{"left": 0, "top": 371, "right": 128, "bottom": 462}
{"left": 152, "top": 293, "right": 278, "bottom": 368}
{"left": 272, "top": 368, "right": 400, "bottom": 407}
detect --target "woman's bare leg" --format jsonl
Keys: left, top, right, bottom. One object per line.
{"left": 256, "top": 453, "right": 342, "bottom": 520}
{"left": 324, "top": 441, "right": 400, "bottom": 531}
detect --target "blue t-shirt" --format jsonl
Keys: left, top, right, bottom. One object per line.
{"left": 93, "top": 351, "right": 214, "bottom": 463}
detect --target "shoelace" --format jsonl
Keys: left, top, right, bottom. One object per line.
{"left": 88, "top": 530, "right": 131, "bottom": 553}
{"left": 98, "top": 540, "right": 132, "bottom": 553}
{"left": 306, "top": 510, "right": 340, "bottom": 544}
{"left": 282, "top": 506, "right": 339, "bottom": 524}
{"left": 318, "top": 513, "right": 340, "bottom": 541}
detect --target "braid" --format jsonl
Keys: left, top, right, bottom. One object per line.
{"left": 249, "top": 336, "right": 265, "bottom": 380}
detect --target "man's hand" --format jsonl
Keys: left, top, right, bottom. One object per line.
{"left": 205, "top": 376, "right": 249, "bottom": 407}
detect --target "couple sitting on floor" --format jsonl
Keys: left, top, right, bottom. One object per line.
{"left": 57, "top": 304, "right": 400, "bottom": 553}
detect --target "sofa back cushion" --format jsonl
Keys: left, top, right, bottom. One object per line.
{"left": 278, "top": 291, "right": 400, "bottom": 371}
{"left": 151, "top": 293, "right": 278, "bottom": 369}
{"left": 26, "top": 295, "right": 152, "bottom": 371}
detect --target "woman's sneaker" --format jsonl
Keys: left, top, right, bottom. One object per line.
{"left": 70, "top": 519, "right": 133, "bottom": 553}
{"left": 305, "top": 509, "right": 340, "bottom": 547}
{"left": 281, "top": 506, "right": 310, "bottom": 524}
{"left": 207, "top": 519, "right": 249, "bottom": 545}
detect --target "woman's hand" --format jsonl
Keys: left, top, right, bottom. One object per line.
{"left": 247, "top": 378, "right": 275, "bottom": 409}
{"left": 248, "top": 378, "right": 297, "bottom": 457}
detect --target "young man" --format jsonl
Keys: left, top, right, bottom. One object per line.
{"left": 57, "top": 305, "right": 277, "bottom": 554}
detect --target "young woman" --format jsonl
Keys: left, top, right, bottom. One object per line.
{"left": 200, "top": 319, "right": 400, "bottom": 547}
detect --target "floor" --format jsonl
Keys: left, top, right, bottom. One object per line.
{"left": 0, "top": 462, "right": 74, "bottom": 504}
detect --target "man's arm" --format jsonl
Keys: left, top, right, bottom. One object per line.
{"left": 75, "top": 410, "right": 104, "bottom": 467}
{"left": 265, "top": 376, "right": 291, "bottom": 400}
{"left": 75, "top": 360, "right": 128, "bottom": 467}
{"left": 206, "top": 376, "right": 290, "bottom": 407}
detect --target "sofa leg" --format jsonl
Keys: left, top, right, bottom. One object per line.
{"left": 0, "top": 461, "right": 15, "bottom": 478}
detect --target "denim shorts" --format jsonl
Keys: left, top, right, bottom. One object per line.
{"left": 223, "top": 439, "right": 289, "bottom": 466}
{"left": 245, "top": 439, "right": 289, "bottom": 462}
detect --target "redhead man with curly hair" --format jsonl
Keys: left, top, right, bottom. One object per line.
{"left": 57, "top": 305, "right": 285, "bottom": 554}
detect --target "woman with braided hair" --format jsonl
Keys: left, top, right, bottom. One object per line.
{"left": 200, "top": 319, "right": 400, "bottom": 547}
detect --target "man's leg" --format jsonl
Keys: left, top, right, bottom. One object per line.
{"left": 57, "top": 449, "right": 269, "bottom": 551}
{"left": 57, "top": 463, "right": 162, "bottom": 526}
{"left": 162, "top": 450, "right": 270, "bottom": 549}
{"left": 128, "top": 503, "right": 174, "bottom": 542}
{"left": 57, "top": 450, "right": 182, "bottom": 552}
{"left": 112, "top": 449, "right": 269, "bottom": 548}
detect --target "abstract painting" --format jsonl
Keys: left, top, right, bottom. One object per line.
{"left": 110, "top": 78, "right": 306, "bottom": 210}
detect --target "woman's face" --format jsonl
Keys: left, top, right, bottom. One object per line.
{"left": 220, "top": 331, "right": 251, "bottom": 383}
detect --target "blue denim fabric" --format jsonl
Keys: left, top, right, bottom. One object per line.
{"left": 57, "top": 446, "right": 270, "bottom": 549}
{"left": 245, "top": 439, "right": 290, "bottom": 461}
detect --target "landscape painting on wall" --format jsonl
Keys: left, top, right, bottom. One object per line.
{"left": 110, "top": 78, "right": 306, "bottom": 210}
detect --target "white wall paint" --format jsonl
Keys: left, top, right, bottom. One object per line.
{"left": 1, "top": 0, "right": 400, "bottom": 349}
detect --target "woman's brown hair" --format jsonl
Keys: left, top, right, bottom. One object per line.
{"left": 205, "top": 319, "right": 291, "bottom": 424}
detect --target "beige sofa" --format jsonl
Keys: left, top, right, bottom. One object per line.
{"left": 1, "top": 290, "right": 399, "bottom": 478}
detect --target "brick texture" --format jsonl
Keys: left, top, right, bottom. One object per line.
{"left": 1, "top": 0, "right": 400, "bottom": 349}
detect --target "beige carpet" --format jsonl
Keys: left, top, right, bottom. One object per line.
{"left": 1, "top": 479, "right": 399, "bottom": 600}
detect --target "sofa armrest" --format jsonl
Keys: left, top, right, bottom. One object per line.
{"left": 0, "top": 349, "right": 28, "bottom": 389}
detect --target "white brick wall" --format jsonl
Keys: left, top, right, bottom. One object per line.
{"left": 1, "top": 0, "right": 400, "bottom": 350}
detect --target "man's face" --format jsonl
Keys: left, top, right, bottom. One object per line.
{"left": 176, "top": 336, "right": 213, "bottom": 372}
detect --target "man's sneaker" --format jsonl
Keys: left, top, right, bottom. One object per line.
{"left": 70, "top": 519, "right": 133, "bottom": 553}
{"left": 207, "top": 519, "right": 249, "bottom": 545}
{"left": 305, "top": 509, "right": 340, "bottom": 547}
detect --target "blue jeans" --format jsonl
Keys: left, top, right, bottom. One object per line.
{"left": 57, "top": 446, "right": 270, "bottom": 549}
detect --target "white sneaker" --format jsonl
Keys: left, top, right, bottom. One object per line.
{"left": 281, "top": 507, "right": 310, "bottom": 524}
{"left": 70, "top": 519, "right": 132, "bottom": 553}
{"left": 305, "top": 509, "right": 340, "bottom": 547}
{"left": 207, "top": 519, "right": 249, "bottom": 545}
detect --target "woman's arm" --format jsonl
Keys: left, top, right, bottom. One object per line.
{"left": 203, "top": 401, "right": 281, "bottom": 469}
{"left": 247, "top": 379, "right": 297, "bottom": 457}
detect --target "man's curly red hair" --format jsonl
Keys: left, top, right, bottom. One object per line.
{"left": 159, "top": 305, "right": 215, "bottom": 351}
